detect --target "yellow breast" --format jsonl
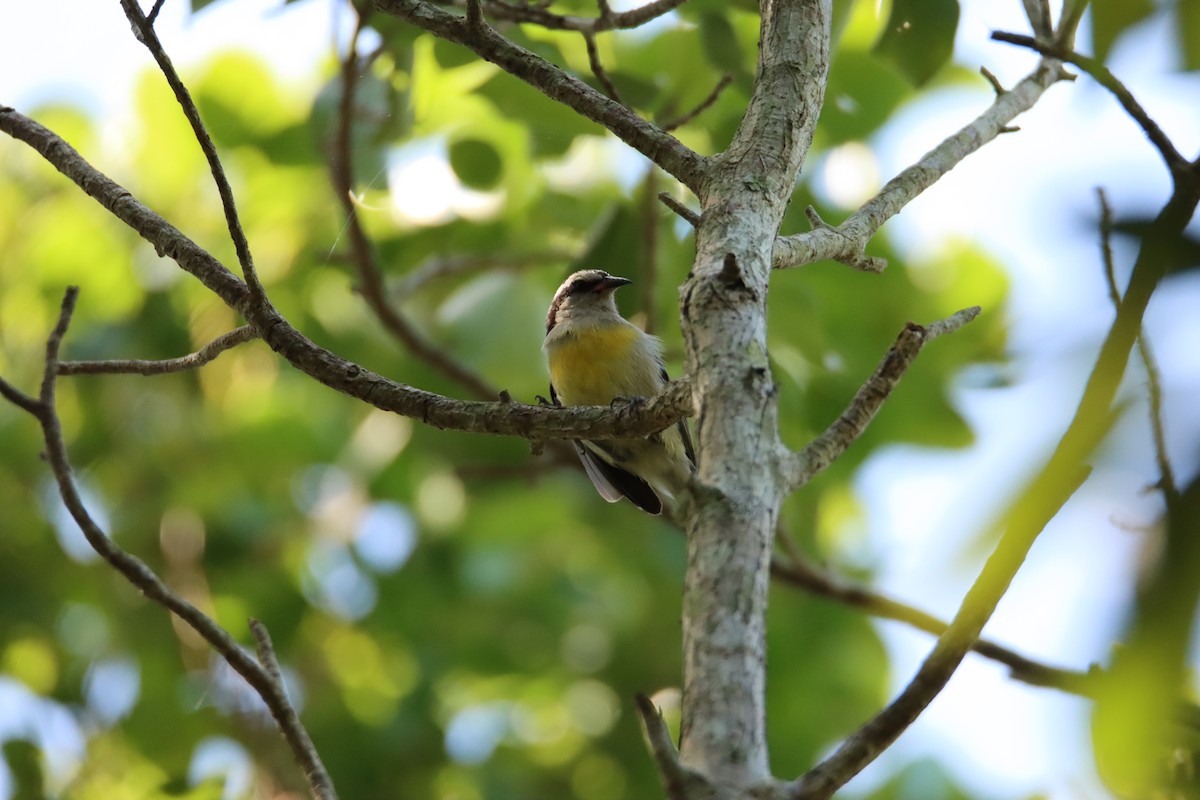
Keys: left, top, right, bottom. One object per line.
{"left": 548, "top": 324, "right": 645, "bottom": 406}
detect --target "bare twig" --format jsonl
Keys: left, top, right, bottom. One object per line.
{"left": 785, "top": 307, "right": 980, "bottom": 491}
{"left": 0, "top": 105, "right": 692, "bottom": 442}
{"left": 992, "top": 32, "right": 1189, "bottom": 177}
{"left": 1021, "top": 0, "right": 1053, "bottom": 39}
{"left": 979, "top": 65, "right": 1006, "bottom": 96}
{"left": 58, "top": 325, "right": 258, "bottom": 376}
{"left": 634, "top": 693, "right": 708, "bottom": 800}
{"left": 119, "top": 0, "right": 266, "bottom": 304}
{"left": 332, "top": 15, "right": 498, "bottom": 400}
{"left": 0, "top": 374, "right": 40, "bottom": 416}
{"left": 795, "top": 120, "right": 1200, "bottom": 797}
{"left": 373, "top": 0, "right": 707, "bottom": 191}
{"left": 660, "top": 74, "right": 734, "bottom": 132}
{"left": 465, "top": 0, "right": 688, "bottom": 33}
{"left": 657, "top": 192, "right": 700, "bottom": 227}
{"left": 583, "top": 32, "right": 623, "bottom": 103}
{"left": 146, "top": 0, "right": 167, "bottom": 25}
{"left": 773, "top": 60, "right": 1068, "bottom": 270}
{"left": 1096, "top": 188, "right": 1177, "bottom": 497}
{"left": 394, "top": 251, "right": 571, "bottom": 297}
{"left": 0, "top": 288, "right": 338, "bottom": 800}
{"left": 640, "top": 168, "right": 661, "bottom": 335}
{"left": 771, "top": 533, "right": 1102, "bottom": 698}
{"left": 791, "top": 464, "right": 1091, "bottom": 799}
{"left": 249, "top": 620, "right": 339, "bottom": 800}
{"left": 464, "top": 0, "right": 484, "bottom": 31}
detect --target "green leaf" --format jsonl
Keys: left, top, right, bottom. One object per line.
{"left": 699, "top": 12, "right": 747, "bottom": 76}
{"left": 189, "top": 0, "right": 221, "bottom": 12}
{"left": 1091, "top": 0, "right": 1154, "bottom": 63}
{"left": 818, "top": 51, "right": 913, "bottom": 145}
{"left": 448, "top": 138, "right": 504, "bottom": 190}
{"left": 872, "top": 0, "right": 960, "bottom": 87}
{"left": 1178, "top": 0, "right": 1200, "bottom": 71}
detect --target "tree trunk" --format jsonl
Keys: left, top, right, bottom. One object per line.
{"left": 678, "top": 0, "right": 831, "bottom": 789}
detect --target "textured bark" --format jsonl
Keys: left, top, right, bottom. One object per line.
{"left": 677, "top": 0, "right": 831, "bottom": 789}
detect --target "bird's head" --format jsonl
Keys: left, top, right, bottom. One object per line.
{"left": 546, "top": 269, "right": 633, "bottom": 334}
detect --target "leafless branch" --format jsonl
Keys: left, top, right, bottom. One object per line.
{"left": 790, "top": 464, "right": 1090, "bottom": 799}
{"left": 119, "top": 0, "right": 266, "bottom": 304}
{"left": 0, "top": 288, "right": 338, "bottom": 800}
{"left": 979, "top": 65, "right": 1006, "bottom": 96}
{"left": 583, "top": 32, "right": 624, "bottom": 103}
{"left": 58, "top": 325, "right": 258, "bottom": 376}
{"left": 795, "top": 115, "right": 1200, "bottom": 794}
{"left": 1096, "top": 188, "right": 1177, "bottom": 498}
{"left": 373, "top": 0, "right": 707, "bottom": 190}
{"left": 394, "top": 251, "right": 571, "bottom": 296}
{"left": 332, "top": 14, "right": 497, "bottom": 399}
{"left": 660, "top": 74, "right": 734, "bottom": 132}
{"left": 773, "top": 60, "right": 1068, "bottom": 271}
{"left": 771, "top": 532, "right": 1102, "bottom": 699}
{"left": 0, "top": 106, "right": 692, "bottom": 442}
{"left": 460, "top": 0, "right": 689, "bottom": 33}
{"left": 146, "top": 0, "right": 167, "bottom": 25}
{"left": 1021, "top": 0, "right": 1053, "bottom": 39}
{"left": 634, "top": 693, "right": 710, "bottom": 800}
{"left": 992, "top": 32, "right": 1189, "bottom": 178}
{"left": 784, "top": 307, "right": 980, "bottom": 491}
{"left": 640, "top": 168, "right": 661, "bottom": 335}
{"left": 657, "top": 191, "right": 700, "bottom": 227}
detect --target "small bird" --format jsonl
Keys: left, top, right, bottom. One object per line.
{"left": 543, "top": 269, "right": 695, "bottom": 515}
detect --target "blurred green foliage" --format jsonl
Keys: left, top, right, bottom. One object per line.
{"left": 3, "top": 0, "right": 1187, "bottom": 799}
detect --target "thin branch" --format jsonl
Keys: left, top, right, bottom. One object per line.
{"left": 1096, "top": 188, "right": 1177, "bottom": 498}
{"left": 0, "top": 105, "right": 692, "bottom": 442}
{"left": 991, "top": 32, "right": 1189, "bottom": 178}
{"left": 1, "top": 288, "right": 338, "bottom": 800}
{"left": 146, "top": 0, "right": 167, "bottom": 25}
{"left": 657, "top": 191, "right": 700, "bottom": 227}
{"left": 463, "top": 0, "right": 689, "bottom": 33}
{"left": 979, "top": 65, "right": 1006, "bottom": 97}
{"left": 58, "top": 325, "right": 258, "bottom": 376}
{"left": 0, "top": 375, "right": 40, "bottom": 416}
{"left": 795, "top": 126, "right": 1200, "bottom": 800}
{"left": 634, "top": 693, "right": 710, "bottom": 800}
{"left": 373, "top": 0, "right": 707, "bottom": 191}
{"left": 583, "top": 32, "right": 623, "bottom": 103}
{"left": 660, "top": 74, "right": 733, "bottom": 132}
{"left": 1021, "top": 0, "right": 1053, "bottom": 40}
{"left": 773, "top": 60, "right": 1068, "bottom": 271}
{"left": 249, "top": 620, "right": 339, "bottom": 800}
{"left": 791, "top": 466, "right": 1091, "bottom": 799}
{"left": 118, "top": 0, "right": 266, "bottom": 304}
{"left": 331, "top": 15, "right": 498, "bottom": 400}
{"left": 771, "top": 534, "right": 1105, "bottom": 699}
{"left": 640, "top": 168, "right": 661, "bottom": 335}
{"left": 464, "top": 0, "right": 483, "bottom": 31}
{"left": 784, "top": 307, "right": 980, "bottom": 491}
{"left": 394, "top": 251, "right": 571, "bottom": 297}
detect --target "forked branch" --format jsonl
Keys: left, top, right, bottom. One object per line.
{"left": 372, "top": 0, "right": 707, "bottom": 190}
{"left": 0, "top": 288, "right": 338, "bottom": 800}
{"left": 0, "top": 106, "right": 693, "bottom": 442}
{"left": 773, "top": 60, "right": 1068, "bottom": 271}
{"left": 784, "top": 307, "right": 980, "bottom": 491}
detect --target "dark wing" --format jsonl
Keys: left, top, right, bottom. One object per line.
{"left": 577, "top": 441, "right": 663, "bottom": 515}
{"left": 551, "top": 382, "right": 664, "bottom": 515}
{"left": 662, "top": 367, "right": 696, "bottom": 468}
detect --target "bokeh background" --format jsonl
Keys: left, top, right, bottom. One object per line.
{"left": 1, "top": 0, "right": 1198, "bottom": 798}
